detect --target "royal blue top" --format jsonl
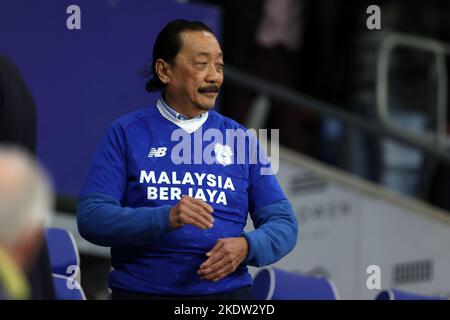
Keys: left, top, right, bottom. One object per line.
{"left": 77, "top": 100, "right": 298, "bottom": 296}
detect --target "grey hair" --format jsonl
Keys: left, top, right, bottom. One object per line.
{"left": 0, "top": 145, "right": 53, "bottom": 246}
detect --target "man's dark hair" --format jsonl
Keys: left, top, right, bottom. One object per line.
{"left": 143, "top": 19, "right": 214, "bottom": 92}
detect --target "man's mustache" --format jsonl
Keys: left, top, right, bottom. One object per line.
{"left": 198, "top": 85, "right": 220, "bottom": 93}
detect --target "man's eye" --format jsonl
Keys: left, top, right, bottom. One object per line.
{"left": 195, "top": 62, "right": 207, "bottom": 66}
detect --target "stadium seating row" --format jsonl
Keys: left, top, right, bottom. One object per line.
{"left": 44, "top": 227, "right": 446, "bottom": 300}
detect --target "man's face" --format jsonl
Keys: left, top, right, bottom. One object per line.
{"left": 165, "top": 30, "right": 224, "bottom": 112}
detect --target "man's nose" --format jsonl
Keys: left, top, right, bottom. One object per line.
{"left": 205, "top": 64, "right": 219, "bottom": 83}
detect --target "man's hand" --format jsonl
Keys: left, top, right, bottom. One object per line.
{"left": 197, "top": 237, "right": 249, "bottom": 282}
{"left": 169, "top": 196, "right": 214, "bottom": 230}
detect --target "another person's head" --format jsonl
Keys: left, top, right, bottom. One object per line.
{"left": 144, "top": 19, "right": 224, "bottom": 116}
{"left": 0, "top": 145, "right": 53, "bottom": 273}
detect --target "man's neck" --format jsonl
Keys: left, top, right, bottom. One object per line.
{"left": 162, "top": 94, "right": 205, "bottom": 119}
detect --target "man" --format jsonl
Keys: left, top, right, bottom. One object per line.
{"left": 77, "top": 19, "right": 298, "bottom": 299}
{"left": 0, "top": 146, "right": 53, "bottom": 300}
{"left": 0, "top": 53, "right": 55, "bottom": 300}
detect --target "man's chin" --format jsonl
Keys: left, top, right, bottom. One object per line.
{"left": 199, "top": 104, "right": 214, "bottom": 111}
{"left": 196, "top": 100, "right": 216, "bottom": 111}
{"left": 196, "top": 92, "right": 218, "bottom": 109}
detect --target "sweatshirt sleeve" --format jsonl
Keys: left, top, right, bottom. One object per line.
{"left": 242, "top": 135, "right": 299, "bottom": 267}
{"left": 242, "top": 199, "right": 298, "bottom": 267}
{"left": 77, "top": 192, "right": 172, "bottom": 247}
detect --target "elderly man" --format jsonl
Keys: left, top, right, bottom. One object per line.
{"left": 0, "top": 146, "right": 53, "bottom": 299}
{"left": 77, "top": 19, "right": 298, "bottom": 300}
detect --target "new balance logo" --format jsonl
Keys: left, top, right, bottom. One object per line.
{"left": 147, "top": 147, "right": 167, "bottom": 158}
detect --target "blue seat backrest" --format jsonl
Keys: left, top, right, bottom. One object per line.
{"left": 45, "top": 227, "right": 79, "bottom": 276}
{"left": 252, "top": 267, "right": 339, "bottom": 300}
{"left": 52, "top": 274, "right": 85, "bottom": 300}
{"left": 376, "top": 289, "right": 445, "bottom": 300}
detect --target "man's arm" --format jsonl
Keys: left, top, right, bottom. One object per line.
{"left": 77, "top": 193, "right": 214, "bottom": 247}
{"left": 77, "top": 192, "right": 172, "bottom": 247}
{"left": 242, "top": 199, "right": 298, "bottom": 267}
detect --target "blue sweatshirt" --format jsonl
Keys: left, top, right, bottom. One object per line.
{"left": 77, "top": 100, "right": 298, "bottom": 296}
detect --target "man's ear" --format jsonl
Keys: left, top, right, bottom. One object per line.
{"left": 155, "top": 59, "right": 171, "bottom": 85}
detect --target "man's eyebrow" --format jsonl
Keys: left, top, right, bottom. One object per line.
{"left": 194, "top": 52, "right": 224, "bottom": 59}
{"left": 194, "top": 52, "right": 209, "bottom": 58}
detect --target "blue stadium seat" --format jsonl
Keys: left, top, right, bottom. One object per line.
{"left": 52, "top": 274, "right": 86, "bottom": 300}
{"left": 45, "top": 227, "right": 80, "bottom": 278}
{"left": 252, "top": 267, "right": 340, "bottom": 300}
{"left": 375, "top": 289, "right": 445, "bottom": 300}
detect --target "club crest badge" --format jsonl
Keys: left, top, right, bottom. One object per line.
{"left": 214, "top": 143, "right": 233, "bottom": 166}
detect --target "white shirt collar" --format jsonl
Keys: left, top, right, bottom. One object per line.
{"left": 159, "top": 97, "right": 205, "bottom": 121}
{"left": 156, "top": 98, "right": 209, "bottom": 134}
